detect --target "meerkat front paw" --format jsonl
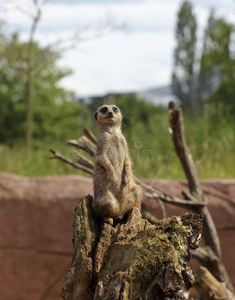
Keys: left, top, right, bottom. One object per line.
{"left": 123, "top": 174, "right": 130, "bottom": 186}
{"left": 110, "top": 174, "right": 119, "bottom": 189}
{"left": 103, "top": 217, "right": 114, "bottom": 225}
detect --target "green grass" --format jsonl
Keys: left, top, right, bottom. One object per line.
{"left": 0, "top": 108, "right": 234, "bottom": 179}
{"left": 0, "top": 143, "right": 91, "bottom": 178}
{"left": 0, "top": 129, "right": 234, "bottom": 179}
{"left": 132, "top": 138, "right": 235, "bottom": 179}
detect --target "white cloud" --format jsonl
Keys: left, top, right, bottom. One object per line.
{"left": 58, "top": 29, "right": 175, "bottom": 95}
{"left": 1, "top": 0, "right": 234, "bottom": 95}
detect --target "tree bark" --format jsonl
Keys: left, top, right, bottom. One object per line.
{"left": 61, "top": 195, "right": 202, "bottom": 300}
{"left": 25, "top": 0, "right": 42, "bottom": 151}
{"left": 168, "top": 101, "right": 221, "bottom": 258}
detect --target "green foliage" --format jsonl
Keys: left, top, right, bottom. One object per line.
{"left": 200, "top": 10, "right": 233, "bottom": 72}
{"left": 0, "top": 15, "right": 234, "bottom": 179}
{"left": 0, "top": 29, "right": 93, "bottom": 146}
{"left": 0, "top": 94, "right": 234, "bottom": 179}
{"left": 172, "top": 0, "right": 198, "bottom": 112}
{"left": 115, "top": 95, "right": 235, "bottom": 179}
{"left": 200, "top": 10, "right": 235, "bottom": 122}
{"left": 172, "top": 2, "right": 235, "bottom": 120}
{"left": 0, "top": 33, "right": 26, "bottom": 143}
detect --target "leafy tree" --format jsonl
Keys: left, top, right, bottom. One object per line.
{"left": 0, "top": 33, "right": 26, "bottom": 143}
{"left": 199, "top": 10, "right": 235, "bottom": 121}
{"left": 200, "top": 10, "right": 232, "bottom": 72}
{"left": 172, "top": 0, "right": 198, "bottom": 113}
{"left": 0, "top": 30, "right": 92, "bottom": 146}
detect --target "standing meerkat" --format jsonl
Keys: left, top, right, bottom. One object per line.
{"left": 93, "top": 104, "right": 142, "bottom": 222}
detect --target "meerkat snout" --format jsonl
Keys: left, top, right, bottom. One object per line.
{"left": 106, "top": 111, "right": 113, "bottom": 119}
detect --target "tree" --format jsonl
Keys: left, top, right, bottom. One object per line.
{"left": 172, "top": 0, "right": 198, "bottom": 113}
{"left": 1, "top": 0, "right": 48, "bottom": 150}
{"left": 1, "top": 0, "right": 117, "bottom": 150}
{"left": 199, "top": 10, "right": 235, "bottom": 121}
{"left": 0, "top": 29, "right": 92, "bottom": 145}
{"left": 0, "top": 32, "right": 27, "bottom": 144}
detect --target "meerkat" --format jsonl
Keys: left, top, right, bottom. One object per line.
{"left": 93, "top": 104, "right": 142, "bottom": 223}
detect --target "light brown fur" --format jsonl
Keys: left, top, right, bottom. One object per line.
{"left": 93, "top": 105, "right": 142, "bottom": 222}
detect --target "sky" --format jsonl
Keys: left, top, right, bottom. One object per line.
{"left": 0, "top": 0, "right": 234, "bottom": 96}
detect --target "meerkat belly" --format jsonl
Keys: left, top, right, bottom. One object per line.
{"left": 93, "top": 166, "right": 109, "bottom": 200}
{"left": 107, "top": 138, "right": 125, "bottom": 180}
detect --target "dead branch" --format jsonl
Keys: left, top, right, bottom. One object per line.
{"left": 49, "top": 148, "right": 93, "bottom": 175}
{"left": 168, "top": 101, "right": 235, "bottom": 295}
{"left": 141, "top": 202, "right": 159, "bottom": 224}
{"left": 72, "top": 149, "right": 94, "bottom": 168}
{"left": 168, "top": 101, "right": 203, "bottom": 199}
{"left": 84, "top": 128, "right": 98, "bottom": 144}
{"left": 194, "top": 246, "right": 224, "bottom": 282}
{"left": 194, "top": 267, "right": 234, "bottom": 300}
{"left": 168, "top": 101, "right": 221, "bottom": 256}
{"left": 66, "top": 136, "right": 96, "bottom": 157}
{"left": 135, "top": 177, "right": 205, "bottom": 208}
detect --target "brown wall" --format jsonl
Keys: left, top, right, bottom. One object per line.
{"left": 0, "top": 173, "right": 234, "bottom": 300}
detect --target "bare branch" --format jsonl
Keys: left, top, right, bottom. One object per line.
{"left": 135, "top": 177, "right": 205, "bottom": 207}
{"left": 84, "top": 128, "right": 98, "bottom": 145}
{"left": 194, "top": 246, "right": 223, "bottom": 282}
{"left": 168, "top": 101, "right": 203, "bottom": 199}
{"left": 66, "top": 136, "right": 96, "bottom": 157}
{"left": 72, "top": 149, "right": 94, "bottom": 169}
{"left": 49, "top": 148, "right": 93, "bottom": 175}
{"left": 168, "top": 101, "right": 235, "bottom": 294}
{"left": 194, "top": 267, "right": 229, "bottom": 300}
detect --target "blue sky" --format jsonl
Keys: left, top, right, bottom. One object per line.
{"left": 0, "top": 0, "right": 234, "bottom": 96}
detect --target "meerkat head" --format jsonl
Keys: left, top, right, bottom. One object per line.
{"left": 94, "top": 105, "right": 122, "bottom": 129}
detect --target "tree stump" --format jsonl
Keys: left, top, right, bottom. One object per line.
{"left": 61, "top": 195, "right": 202, "bottom": 300}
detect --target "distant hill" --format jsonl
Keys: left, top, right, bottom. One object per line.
{"left": 136, "top": 85, "right": 177, "bottom": 106}
{"left": 78, "top": 84, "right": 178, "bottom": 107}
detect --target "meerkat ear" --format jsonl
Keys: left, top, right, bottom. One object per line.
{"left": 94, "top": 112, "right": 98, "bottom": 120}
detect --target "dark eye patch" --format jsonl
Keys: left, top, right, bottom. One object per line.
{"left": 112, "top": 107, "right": 118, "bottom": 113}
{"left": 99, "top": 107, "right": 108, "bottom": 114}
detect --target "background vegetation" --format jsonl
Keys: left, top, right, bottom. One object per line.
{"left": 0, "top": 1, "right": 234, "bottom": 179}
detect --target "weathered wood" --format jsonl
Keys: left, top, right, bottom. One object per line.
{"left": 194, "top": 267, "right": 235, "bottom": 300}
{"left": 49, "top": 148, "right": 94, "bottom": 175}
{"left": 61, "top": 195, "right": 98, "bottom": 300}
{"left": 168, "top": 101, "right": 221, "bottom": 258}
{"left": 84, "top": 128, "right": 98, "bottom": 145}
{"left": 194, "top": 246, "right": 224, "bottom": 282}
{"left": 61, "top": 195, "right": 202, "bottom": 300}
{"left": 168, "top": 101, "right": 235, "bottom": 295}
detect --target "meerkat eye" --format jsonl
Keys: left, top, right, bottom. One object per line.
{"left": 112, "top": 107, "right": 118, "bottom": 113}
{"left": 99, "top": 107, "right": 108, "bottom": 114}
